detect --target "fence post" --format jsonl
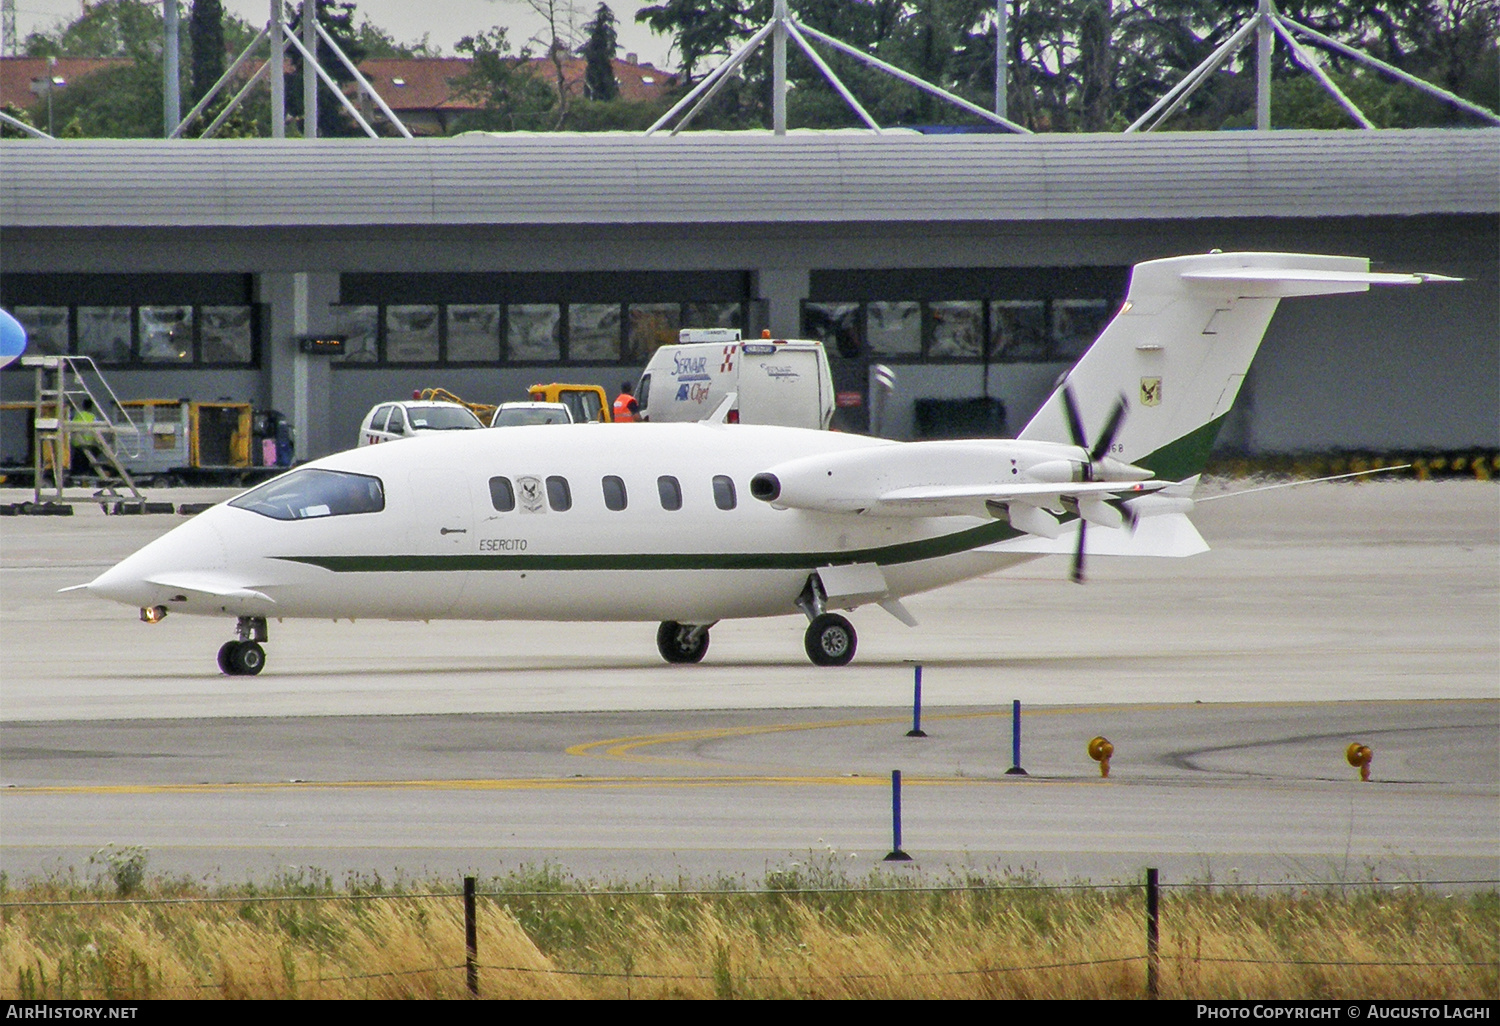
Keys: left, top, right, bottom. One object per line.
{"left": 883, "top": 769, "right": 912, "bottom": 861}
{"left": 465, "top": 875, "right": 479, "bottom": 996}
{"left": 1145, "top": 867, "right": 1160, "bottom": 999}
{"left": 906, "top": 663, "right": 927, "bottom": 737}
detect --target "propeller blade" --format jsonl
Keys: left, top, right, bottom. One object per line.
{"left": 1107, "top": 497, "right": 1140, "bottom": 532}
{"left": 1091, "top": 395, "right": 1130, "bottom": 463}
{"left": 1071, "top": 520, "right": 1087, "bottom": 584}
{"left": 1061, "top": 385, "right": 1088, "bottom": 451}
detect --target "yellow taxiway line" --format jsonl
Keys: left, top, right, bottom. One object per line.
{"left": 3, "top": 774, "right": 1087, "bottom": 796}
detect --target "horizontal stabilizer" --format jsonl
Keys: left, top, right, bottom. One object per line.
{"left": 1181, "top": 266, "right": 1461, "bottom": 297}
{"left": 981, "top": 513, "right": 1208, "bottom": 558}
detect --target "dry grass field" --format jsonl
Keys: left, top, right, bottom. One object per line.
{"left": 1, "top": 863, "right": 1494, "bottom": 1000}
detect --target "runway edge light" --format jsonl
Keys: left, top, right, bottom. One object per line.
{"left": 1346, "top": 742, "right": 1373, "bottom": 782}
{"left": 1088, "top": 736, "right": 1114, "bottom": 778}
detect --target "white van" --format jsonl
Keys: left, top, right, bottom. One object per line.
{"left": 636, "top": 329, "right": 834, "bottom": 430}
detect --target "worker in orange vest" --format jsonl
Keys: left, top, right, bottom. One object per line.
{"left": 613, "top": 381, "right": 639, "bottom": 422}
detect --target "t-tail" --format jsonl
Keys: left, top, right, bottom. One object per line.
{"left": 1019, "top": 252, "right": 1453, "bottom": 484}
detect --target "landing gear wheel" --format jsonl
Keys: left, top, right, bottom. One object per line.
{"left": 656, "top": 621, "right": 710, "bottom": 664}
{"left": 217, "top": 640, "right": 239, "bottom": 675}
{"left": 227, "top": 640, "right": 266, "bottom": 676}
{"left": 805, "top": 613, "right": 856, "bottom": 667}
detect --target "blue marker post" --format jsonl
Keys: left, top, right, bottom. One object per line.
{"left": 883, "top": 769, "right": 912, "bottom": 861}
{"left": 1005, "top": 698, "right": 1028, "bottom": 775}
{"left": 906, "top": 663, "right": 927, "bottom": 737}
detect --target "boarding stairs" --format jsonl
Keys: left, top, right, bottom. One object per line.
{"left": 21, "top": 355, "right": 144, "bottom": 503}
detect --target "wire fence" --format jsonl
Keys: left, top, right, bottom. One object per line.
{"left": 4, "top": 871, "right": 1496, "bottom": 998}
{"left": 19, "top": 951, "right": 1497, "bottom": 999}
{"left": 4, "top": 877, "right": 1495, "bottom": 910}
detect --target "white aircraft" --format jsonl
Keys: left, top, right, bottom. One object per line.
{"left": 73, "top": 252, "right": 1450, "bottom": 675}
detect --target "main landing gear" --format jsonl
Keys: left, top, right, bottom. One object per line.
{"left": 218, "top": 616, "right": 268, "bottom": 676}
{"left": 657, "top": 621, "right": 711, "bottom": 664}
{"left": 804, "top": 612, "right": 857, "bottom": 667}
{"left": 797, "top": 574, "right": 857, "bottom": 667}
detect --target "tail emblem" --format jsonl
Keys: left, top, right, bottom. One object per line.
{"left": 1140, "top": 377, "right": 1163, "bottom": 406}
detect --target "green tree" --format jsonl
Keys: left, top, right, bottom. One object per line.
{"left": 636, "top": 0, "right": 755, "bottom": 83}
{"left": 354, "top": 16, "right": 440, "bottom": 58}
{"left": 582, "top": 3, "right": 621, "bottom": 100}
{"left": 449, "top": 26, "right": 558, "bottom": 131}
{"left": 21, "top": 1, "right": 170, "bottom": 136}
{"left": 0, "top": 103, "right": 40, "bottom": 138}
{"left": 23, "top": 0, "right": 161, "bottom": 58}
{"left": 188, "top": 0, "right": 226, "bottom": 108}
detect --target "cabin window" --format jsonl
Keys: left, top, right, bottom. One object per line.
{"left": 230, "top": 469, "right": 384, "bottom": 521}
{"left": 546, "top": 475, "right": 572, "bottom": 512}
{"left": 602, "top": 475, "right": 628, "bottom": 511}
{"left": 489, "top": 476, "right": 515, "bottom": 512}
{"left": 386, "top": 406, "right": 407, "bottom": 434}
{"left": 658, "top": 475, "right": 682, "bottom": 511}
{"left": 713, "top": 475, "right": 736, "bottom": 510}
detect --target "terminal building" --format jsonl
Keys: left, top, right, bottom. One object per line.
{"left": 0, "top": 128, "right": 1495, "bottom": 463}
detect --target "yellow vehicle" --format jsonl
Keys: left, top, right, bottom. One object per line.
{"left": 527, "top": 383, "right": 612, "bottom": 423}
{"left": 418, "top": 384, "right": 614, "bottom": 425}
{"left": 415, "top": 388, "right": 496, "bottom": 426}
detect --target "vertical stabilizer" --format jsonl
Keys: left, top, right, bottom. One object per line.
{"left": 1018, "top": 252, "right": 1439, "bottom": 482}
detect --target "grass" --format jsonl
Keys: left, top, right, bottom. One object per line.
{"left": 0, "top": 862, "right": 1494, "bottom": 1000}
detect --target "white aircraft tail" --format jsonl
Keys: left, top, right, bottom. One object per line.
{"left": 1019, "top": 252, "right": 1447, "bottom": 483}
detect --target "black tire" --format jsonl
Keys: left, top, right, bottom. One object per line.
{"left": 656, "top": 621, "right": 709, "bottom": 664}
{"left": 217, "top": 640, "right": 239, "bottom": 675}
{"left": 805, "top": 613, "right": 856, "bottom": 667}
{"left": 229, "top": 640, "right": 266, "bottom": 676}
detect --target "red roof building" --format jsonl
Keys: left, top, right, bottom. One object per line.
{"left": 0, "top": 57, "right": 130, "bottom": 118}
{"left": 2, "top": 54, "right": 677, "bottom": 137}
{"left": 357, "top": 55, "right": 678, "bottom": 135}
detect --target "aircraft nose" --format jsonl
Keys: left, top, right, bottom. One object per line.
{"left": 80, "top": 506, "right": 230, "bottom": 607}
{"left": 85, "top": 551, "right": 157, "bottom": 605}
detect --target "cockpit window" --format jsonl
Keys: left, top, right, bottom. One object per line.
{"left": 230, "top": 469, "right": 385, "bottom": 521}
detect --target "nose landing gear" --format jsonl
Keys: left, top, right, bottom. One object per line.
{"left": 657, "top": 620, "right": 712, "bottom": 664}
{"left": 218, "top": 616, "right": 268, "bottom": 676}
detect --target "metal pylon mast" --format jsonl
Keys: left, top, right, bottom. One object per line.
{"left": 170, "top": 0, "right": 412, "bottom": 139}
{"left": 646, "top": 0, "right": 1031, "bottom": 136}
{"left": 1126, "top": 0, "right": 1500, "bottom": 132}
{"left": 2, "top": 0, "right": 16, "bottom": 59}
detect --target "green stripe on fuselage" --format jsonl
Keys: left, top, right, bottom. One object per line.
{"left": 277, "top": 518, "right": 1025, "bottom": 574}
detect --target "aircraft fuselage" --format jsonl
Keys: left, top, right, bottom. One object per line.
{"left": 89, "top": 423, "right": 1044, "bottom": 626}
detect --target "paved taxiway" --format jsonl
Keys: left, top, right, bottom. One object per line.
{"left": 1, "top": 480, "right": 1495, "bottom": 883}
